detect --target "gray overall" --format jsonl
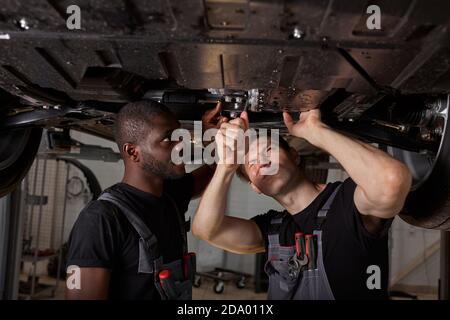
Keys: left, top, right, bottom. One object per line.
{"left": 97, "top": 190, "right": 193, "bottom": 300}
{"left": 264, "top": 183, "right": 342, "bottom": 300}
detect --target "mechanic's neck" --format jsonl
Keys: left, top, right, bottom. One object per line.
{"left": 274, "top": 174, "right": 325, "bottom": 215}
{"left": 122, "top": 167, "right": 164, "bottom": 197}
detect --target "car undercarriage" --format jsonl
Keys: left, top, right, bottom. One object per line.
{"left": 1, "top": 0, "right": 450, "bottom": 229}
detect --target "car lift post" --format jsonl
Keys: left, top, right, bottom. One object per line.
{"left": 0, "top": 195, "right": 10, "bottom": 299}
{"left": 0, "top": 185, "right": 25, "bottom": 300}
{"left": 440, "top": 231, "right": 450, "bottom": 299}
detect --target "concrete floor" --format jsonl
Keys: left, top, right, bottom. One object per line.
{"left": 193, "top": 277, "right": 267, "bottom": 300}
{"left": 19, "top": 274, "right": 267, "bottom": 300}
{"left": 19, "top": 274, "right": 437, "bottom": 300}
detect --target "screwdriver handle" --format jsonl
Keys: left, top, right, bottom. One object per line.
{"left": 183, "top": 252, "right": 196, "bottom": 281}
{"left": 295, "top": 232, "right": 304, "bottom": 259}
{"left": 305, "top": 234, "right": 317, "bottom": 270}
{"left": 159, "top": 269, "right": 178, "bottom": 299}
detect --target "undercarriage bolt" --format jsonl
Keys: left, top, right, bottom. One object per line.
{"left": 434, "top": 126, "right": 444, "bottom": 136}
{"left": 420, "top": 129, "right": 433, "bottom": 141}
{"left": 17, "top": 18, "right": 30, "bottom": 30}
{"left": 292, "top": 26, "right": 305, "bottom": 39}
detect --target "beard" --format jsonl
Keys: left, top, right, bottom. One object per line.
{"left": 141, "top": 150, "right": 183, "bottom": 179}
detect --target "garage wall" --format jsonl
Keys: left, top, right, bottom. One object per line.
{"left": 24, "top": 159, "right": 90, "bottom": 251}
{"left": 21, "top": 157, "right": 94, "bottom": 276}
{"left": 389, "top": 219, "right": 440, "bottom": 290}
{"left": 70, "top": 131, "right": 124, "bottom": 190}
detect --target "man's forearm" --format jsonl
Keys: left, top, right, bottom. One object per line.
{"left": 308, "top": 124, "right": 411, "bottom": 211}
{"left": 192, "top": 165, "right": 235, "bottom": 240}
{"left": 283, "top": 109, "right": 411, "bottom": 218}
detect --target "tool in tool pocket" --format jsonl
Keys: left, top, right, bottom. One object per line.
{"left": 183, "top": 252, "right": 196, "bottom": 282}
{"left": 305, "top": 234, "right": 318, "bottom": 270}
{"left": 288, "top": 232, "right": 309, "bottom": 280}
{"left": 159, "top": 269, "right": 178, "bottom": 299}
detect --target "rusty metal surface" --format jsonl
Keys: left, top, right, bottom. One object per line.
{"left": 264, "top": 88, "right": 332, "bottom": 112}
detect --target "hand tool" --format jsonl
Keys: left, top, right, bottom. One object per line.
{"left": 183, "top": 252, "right": 196, "bottom": 282}
{"left": 288, "top": 233, "right": 308, "bottom": 279}
{"left": 159, "top": 269, "right": 178, "bottom": 299}
{"left": 223, "top": 96, "right": 249, "bottom": 119}
{"left": 295, "top": 232, "right": 307, "bottom": 261}
{"left": 305, "top": 234, "right": 317, "bottom": 270}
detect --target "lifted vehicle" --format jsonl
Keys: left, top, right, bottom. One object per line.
{"left": 1, "top": 0, "right": 450, "bottom": 229}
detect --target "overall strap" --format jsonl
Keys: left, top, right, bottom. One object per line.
{"left": 269, "top": 211, "right": 288, "bottom": 227}
{"left": 316, "top": 183, "right": 342, "bottom": 229}
{"left": 267, "top": 211, "right": 288, "bottom": 247}
{"left": 98, "top": 192, "right": 159, "bottom": 273}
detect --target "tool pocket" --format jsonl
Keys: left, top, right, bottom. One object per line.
{"left": 176, "top": 279, "right": 193, "bottom": 300}
{"left": 155, "top": 259, "right": 193, "bottom": 300}
{"left": 294, "top": 269, "right": 320, "bottom": 300}
{"left": 154, "top": 279, "right": 192, "bottom": 300}
{"left": 157, "top": 278, "right": 192, "bottom": 300}
{"left": 264, "top": 247, "right": 299, "bottom": 300}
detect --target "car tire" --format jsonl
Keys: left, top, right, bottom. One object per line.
{"left": 0, "top": 128, "right": 42, "bottom": 197}
{"left": 390, "top": 96, "right": 450, "bottom": 230}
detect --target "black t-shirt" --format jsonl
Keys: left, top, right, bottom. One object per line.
{"left": 252, "top": 178, "right": 393, "bottom": 300}
{"left": 66, "top": 174, "right": 194, "bottom": 300}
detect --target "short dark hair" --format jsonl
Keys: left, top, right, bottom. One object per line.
{"left": 236, "top": 132, "right": 291, "bottom": 182}
{"left": 114, "top": 100, "right": 172, "bottom": 152}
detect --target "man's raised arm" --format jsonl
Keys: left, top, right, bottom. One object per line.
{"left": 283, "top": 109, "right": 412, "bottom": 222}
{"left": 192, "top": 113, "right": 265, "bottom": 254}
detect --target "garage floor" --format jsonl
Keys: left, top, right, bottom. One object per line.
{"left": 192, "top": 278, "right": 267, "bottom": 300}
{"left": 19, "top": 274, "right": 267, "bottom": 300}
{"left": 19, "top": 274, "right": 437, "bottom": 300}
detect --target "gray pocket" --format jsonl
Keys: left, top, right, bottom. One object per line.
{"left": 154, "top": 259, "right": 192, "bottom": 300}
{"left": 266, "top": 258, "right": 299, "bottom": 300}
{"left": 175, "top": 279, "right": 193, "bottom": 300}
{"left": 294, "top": 270, "right": 318, "bottom": 300}
{"left": 294, "top": 269, "right": 335, "bottom": 300}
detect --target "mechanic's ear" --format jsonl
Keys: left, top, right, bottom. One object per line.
{"left": 289, "top": 147, "right": 300, "bottom": 165}
{"left": 250, "top": 182, "right": 262, "bottom": 194}
{"left": 124, "top": 143, "right": 139, "bottom": 162}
